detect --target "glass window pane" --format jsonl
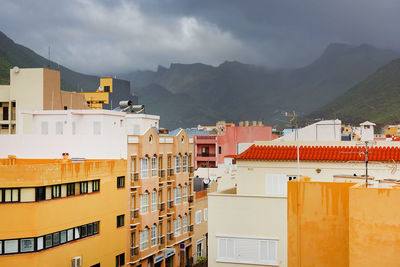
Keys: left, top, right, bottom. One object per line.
{"left": 4, "top": 240, "right": 18, "bottom": 254}
{"left": 5, "top": 189, "right": 11, "bottom": 202}
{"left": 93, "top": 222, "right": 99, "bottom": 234}
{"left": 75, "top": 227, "right": 80, "bottom": 239}
{"left": 20, "top": 238, "right": 34, "bottom": 252}
{"left": 45, "top": 234, "right": 52, "bottom": 248}
{"left": 12, "top": 189, "right": 19, "bottom": 202}
{"left": 0, "top": 240, "right": 2, "bottom": 254}
{"left": 67, "top": 229, "right": 74, "bottom": 242}
{"left": 81, "top": 225, "right": 87, "bottom": 238}
{"left": 53, "top": 232, "right": 60, "bottom": 246}
{"left": 37, "top": 237, "right": 44, "bottom": 251}
{"left": 60, "top": 231, "right": 67, "bottom": 244}
{"left": 87, "top": 224, "right": 93, "bottom": 236}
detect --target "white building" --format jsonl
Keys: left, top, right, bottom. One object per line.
{"left": 276, "top": 120, "right": 342, "bottom": 142}
{"left": 208, "top": 140, "right": 400, "bottom": 267}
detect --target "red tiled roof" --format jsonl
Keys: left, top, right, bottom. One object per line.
{"left": 235, "top": 144, "right": 400, "bottom": 162}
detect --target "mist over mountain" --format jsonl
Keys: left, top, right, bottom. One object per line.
{"left": 122, "top": 43, "right": 399, "bottom": 128}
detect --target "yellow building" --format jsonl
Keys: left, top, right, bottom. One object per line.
{"left": 385, "top": 125, "right": 399, "bottom": 136}
{"left": 288, "top": 178, "right": 400, "bottom": 267}
{"left": 0, "top": 156, "right": 128, "bottom": 267}
{"left": 80, "top": 77, "right": 112, "bottom": 109}
{"left": 0, "top": 67, "right": 88, "bottom": 134}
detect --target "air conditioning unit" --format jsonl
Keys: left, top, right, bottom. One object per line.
{"left": 71, "top": 256, "right": 82, "bottom": 267}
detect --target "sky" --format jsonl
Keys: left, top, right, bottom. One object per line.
{"left": 1, "top": 0, "right": 400, "bottom": 75}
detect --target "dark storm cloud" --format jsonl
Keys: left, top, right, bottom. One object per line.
{"left": 0, "top": 0, "right": 399, "bottom": 74}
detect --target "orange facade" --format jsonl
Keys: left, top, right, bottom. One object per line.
{"left": 0, "top": 158, "right": 128, "bottom": 267}
{"left": 288, "top": 179, "right": 400, "bottom": 267}
{"left": 128, "top": 128, "right": 195, "bottom": 267}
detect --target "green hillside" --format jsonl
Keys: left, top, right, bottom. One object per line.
{"left": 310, "top": 59, "right": 400, "bottom": 126}
{"left": 0, "top": 31, "right": 99, "bottom": 91}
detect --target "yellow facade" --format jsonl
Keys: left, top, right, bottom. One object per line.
{"left": 385, "top": 126, "right": 398, "bottom": 136}
{"left": 100, "top": 77, "right": 113, "bottom": 93}
{"left": 288, "top": 179, "right": 400, "bottom": 267}
{"left": 0, "top": 158, "right": 128, "bottom": 267}
{"left": 80, "top": 77, "right": 114, "bottom": 109}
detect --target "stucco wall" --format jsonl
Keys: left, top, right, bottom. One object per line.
{"left": 208, "top": 193, "right": 287, "bottom": 267}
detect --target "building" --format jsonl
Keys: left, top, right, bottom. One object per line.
{"left": 208, "top": 141, "right": 400, "bottom": 267}
{"left": 80, "top": 77, "right": 138, "bottom": 110}
{"left": 288, "top": 177, "right": 400, "bottom": 267}
{"left": 0, "top": 156, "right": 128, "bottom": 267}
{"left": 127, "top": 127, "right": 195, "bottom": 267}
{"left": 194, "top": 134, "right": 217, "bottom": 169}
{"left": 0, "top": 68, "right": 88, "bottom": 134}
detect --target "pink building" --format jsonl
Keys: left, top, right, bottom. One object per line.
{"left": 216, "top": 125, "right": 273, "bottom": 164}
{"left": 194, "top": 135, "right": 217, "bottom": 169}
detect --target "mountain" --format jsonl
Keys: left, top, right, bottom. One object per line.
{"left": 123, "top": 43, "right": 399, "bottom": 128}
{"left": 310, "top": 59, "right": 400, "bottom": 126}
{"left": 0, "top": 31, "right": 99, "bottom": 91}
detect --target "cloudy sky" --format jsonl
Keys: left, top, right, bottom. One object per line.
{"left": 1, "top": 0, "right": 400, "bottom": 75}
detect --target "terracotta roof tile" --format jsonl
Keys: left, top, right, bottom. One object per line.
{"left": 234, "top": 144, "right": 400, "bottom": 162}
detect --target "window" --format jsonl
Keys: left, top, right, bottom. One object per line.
{"left": 140, "top": 158, "right": 149, "bottom": 178}
{"left": 217, "top": 236, "right": 278, "bottom": 265}
{"left": 183, "top": 185, "right": 188, "bottom": 202}
{"left": 67, "top": 183, "right": 75, "bottom": 196}
{"left": 37, "top": 237, "right": 44, "bottom": 251}
{"left": 60, "top": 230, "right": 67, "bottom": 243}
{"left": 183, "top": 214, "right": 188, "bottom": 233}
{"left": 204, "top": 208, "right": 208, "bottom": 221}
{"left": 158, "top": 223, "right": 162, "bottom": 237}
{"left": 0, "top": 240, "right": 2, "bottom": 255}
{"left": 196, "top": 210, "right": 202, "bottom": 224}
{"left": 151, "top": 225, "right": 157, "bottom": 247}
{"left": 174, "top": 186, "right": 181, "bottom": 205}
{"left": 67, "top": 229, "right": 74, "bottom": 242}
{"left": 52, "top": 185, "right": 61, "bottom": 199}
{"left": 183, "top": 155, "right": 188, "bottom": 172}
{"left": 151, "top": 190, "right": 157, "bottom": 212}
{"left": 140, "top": 192, "right": 149, "bottom": 214}
{"left": 174, "top": 217, "right": 181, "bottom": 237}
{"left": 104, "top": 86, "right": 110, "bottom": 92}
{"left": 116, "top": 253, "right": 125, "bottom": 267}
{"left": 219, "top": 146, "right": 222, "bottom": 154}
{"left": 53, "top": 232, "right": 60, "bottom": 246}
{"left": 80, "top": 225, "right": 87, "bottom": 238}
{"left": 80, "top": 181, "right": 88, "bottom": 194}
{"left": 265, "top": 174, "right": 287, "bottom": 196}
{"left": 45, "top": 234, "right": 53, "bottom": 248}
{"left": 20, "top": 238, "right": 34, "bottom": 252}
{"left": 288, "top": 175, "right": 297, "bottom": 181}
{"left": 3, "top": 106, "right": 8, "bottom": 120}
{"left": 35, "top": 187, "right": 46, "bottom": 201}
{"left": 3, "top": 188, "right": 19, "bottom": 202}
{"left": 151, "top": 156, "right": 157, "bottom": 176}
{"left": 87, "top": 223, "right": 93, "bottom": 236}
{"left": 92, "top": 180, "right": 100, "bottom": 192}
{"left": 93, "top": 121, "right": 101, "bottom": 135}
{"left": 41, "top": 121, "right": 48, "bottom": 135}
{"left": 174, "top": 156, "right": 181, "bottom": 173}
{"left": 117, "top": 215, "right": 125, "bottom": 227}
{"left": 139, "top": 228, "right": 149, "bottom": 250}
{"left": 93, "top": 221, "right": 99, "bottom": 234}
{"left": 56, "top": 121, "right": 63, "bottom": 135}
{"left": 4, "top": 240, "right": 18, "bottom": 254}
{"left": 197, "top": 239, "right": 204, "bottom": 258}
{"left": 117, "top": 176, "right": 125, "bottom": 188}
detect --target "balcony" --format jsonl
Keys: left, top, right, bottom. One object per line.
{"left": 189, "top": 166, "right": 194, "bottom": 173}
{"left": 167, "top": 232, "right": 174, "bottom": 244}
{"left": 159, "top": 235, "right": 166, "bottom": 248}
{"left": 159, "top": 169, "right": 166, "bottom": 178}
{"left": 131, "top": 209, "right": 139, "bottom": 224}
{"left": 188, "top": 195, "right": 194, "bottom": 203}
{"left": 130, "top": 246, "right": 139, "bottom": 261}
{"left": 167, "top": 200, "right": 174, "bottom": 212}
{"left": 196, "top": 136, "right": 216, "bottom": 144}
{"left": 131, "top": 172, "right": 139, "bottom": 186}
{"left": 189, "top": 224, "right": 194, "bottom": 233}
{"left": 167, "top": 168, "right": 174, "bottom": 177}
{"left": 159, "top": 202, "right": 166, "bottom": 212}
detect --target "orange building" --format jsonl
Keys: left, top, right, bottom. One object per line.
{"left": 288, "top": 178, "right": 400, "bottom": 267}
{"left": 127, "top": 128, "right": 195, "bottom": 267}
{"left": 0, "top": 156, "right": 128, "bottom": 267}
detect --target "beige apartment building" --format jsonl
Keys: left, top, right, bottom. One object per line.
{"left": 128, "top": 127, "right": 195, "bottom": 267}
{"left": 0, "top": 67, "right": 87, "bottom": 134}
{"left": 192, "top": 188, "right": 208, "bottom": 263}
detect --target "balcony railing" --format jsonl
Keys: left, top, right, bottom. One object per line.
{"left": 188, "top": 195, "right": 194, "bottom": 203}
{"left": 189, "top": 224, "right": 194, "bottom": 232}
{"left": 131, "top": 246, "right": 139, "bottom": 257}
{"left": 168, "top": 200, "right": 174, "bottom": 209}
{"left": 197, "top": 136, "right": 216, "bottom": 140}
{"left": 131, "top": 209, "right": 139, "bottom": 220}
{"left": 159, "top": 235, "right": 165, "bottom": 245}
{"left": 131, "top": 172, "right": 139, "bottom": 183}
{"left": 167, "top": 232, "right": 174, "bottom": 241}
{"left": 159, "top": 202, "right": 166, "bottom": 211}
{"left": 189, "top": 166, "right": 194, "bottom": 173}
{"left": 159, "top": 169, "right": 166, "bottom": 178}
{"left": 167, "top": 168, "right": 174, "bottom": 177}
{"left": 197, "top": 153, "right": 216, "bottom": 157}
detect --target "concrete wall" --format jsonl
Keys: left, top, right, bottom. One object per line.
{"left": 193, "top": 191, "right": 208, "bottom": 263}
{"left": 208, "top": 193, "right": 287, "bottom": 267}
{"left": 288, "top": 181, "right": 354, "bottom": 267}
{"left": 276, "top": 120, "right": 341, "bottom": 142}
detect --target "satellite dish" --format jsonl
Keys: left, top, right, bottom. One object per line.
{"left": 13, "top": 66, "right": 19, "bottom": 73}
{"left": 98, "top": 86, "right": 104, "bottom": 92}
{"left": 203, "top": 177, "right": 210, "bottom": 185}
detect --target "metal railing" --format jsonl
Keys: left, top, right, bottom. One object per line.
{"left": 131, "top": 172, "right": 139, "bottom": 183}
{"left": 197, "top": 153, "right": 216, "bottom": 157}
{"left": 159, "top": 202, "right": 166, "bottom": 211}
{"left": 167, "top": 232, "right": 174, "bottom": 241}
{"left": 188, "top": 195, "right": 194, "bottom": 203}
{"left": 168, "top": 200, "right": 174, "bottom": 209}
{"left": 159, "top": 235, "right": 165, "bottom": 245}
{"left": 131, "top": 209, "right": 139, "bottom": 220}
{"left": 159, "top": 169, "right": 166, "bottom": 178}
{"left": 131, "top": 246, "right": 139, "bottom": 257}
{"left": 167, "top": 168, "right": 174, "bottom": 177}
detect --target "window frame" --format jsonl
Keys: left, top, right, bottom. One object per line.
{"left": 150, "top": 225, "right": 157, "bottom": 247}
{"left": 117, "top": 176, "right": 125, "bottom": 188}
{"left": 151, "top": 190, "right": 157, "bottom": 212}
{"left": 117, "top": 214, "right": 125, "bottom": 228}
{"left": 92, "top": 180, "right": 100, "bottom": 192}
{"left": 140, "top": 158, "right": 149, "bottom": 178}
{"left": 151, "top": 156, "right": 157, "bottom": 177}
{"left": 140, "top": 192, "right": 149, "bottom": 214}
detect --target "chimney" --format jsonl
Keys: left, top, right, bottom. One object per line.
{"left": 239, "top": 121, "right": 244, "bottom": 127}
{"left": 244, "top": 121, "right": 249, "bottom": 127}
{"left": 258, "top": 121, "right": 263, "bottom": 126}
{"left": 252, "top": 121, "right": 257, "bottom": 126}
